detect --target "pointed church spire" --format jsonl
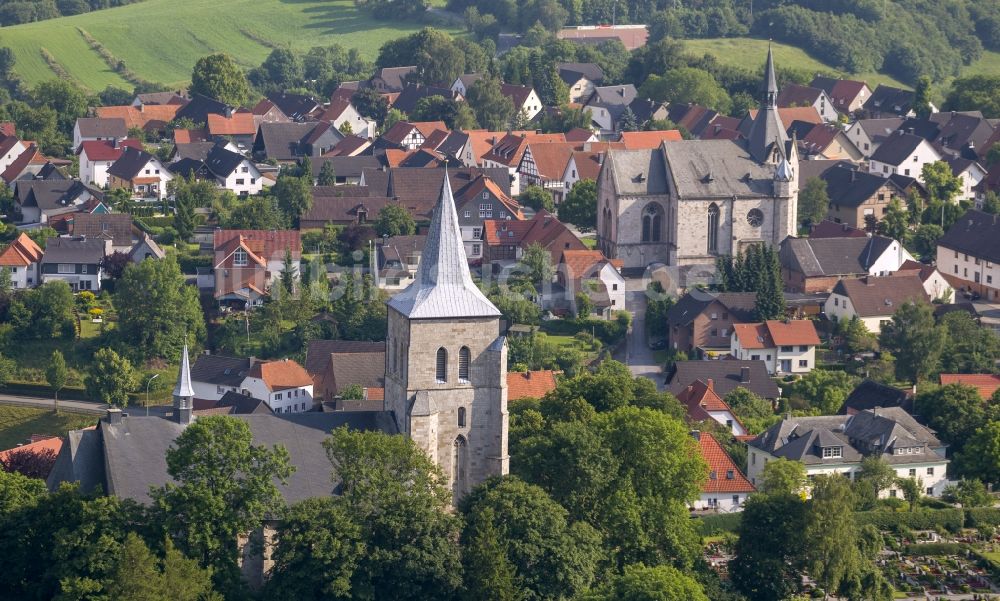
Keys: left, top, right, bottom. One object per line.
{"left": 746, "top": 44, "right": 789, "bottom": 164}
{"left": 764, "top": 41, "right": 778, "bottom": 109}
{"left": 173, "top": 343, "right": 195, "bottom": 398}
{"left": 387, "top": 168, "right": 500, "bottom": 319}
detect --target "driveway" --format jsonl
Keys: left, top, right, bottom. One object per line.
{"left": 621, "top": 283, "right": 665, "bottom": 389}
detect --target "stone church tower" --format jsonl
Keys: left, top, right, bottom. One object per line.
{"left": 383, "top": 172, "right": 509, "bottom": 500}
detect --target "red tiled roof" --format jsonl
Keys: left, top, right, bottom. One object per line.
{"left": 748, "top": 107, "right": 822, "bottom": 130}
{"left": 500, "top": 83, "right": 534, "bottom": 108}
{"left": 619, "top": 130, "right": 682, "bottom": 149}
{"left": 0, "top": 435, "right": 64, "bottom": 464}
{"left": 526, "top": 142, "right": 575, "bottom": 180}
{"left": 482, "top": 134, "right": 530, "bottom": 168}
{"left": 366, "top": 387, "right": 385, "bottom": 402}
{"left": 207, "top": 112, "right": 256, "bottom": 136}
{"left": 0, "top": 122, "right": 14, "bottom": 137}
{"left": 507, "top": 370, "right": 558, "bottom": 400}
{"left": 939, "top": 374, "right": 1000, "bottom": 400}
{"left": 569, "top": 150, "right": 603, "bottom": 181}
{"left": 95, "top": 105, "right": 180, "bottom": 130}
{"left": 250, "top": 358, "right": 312, "bottom": 390}
{"left": 0, "top": 144, "right": 38, "bottom": 184}
{"left": 697, "top": 432, "right": 756, "bottom": 494}
{"left": 456, "top": 175, "right": 522, "bottom": 219}
{"left": 412, "top": 121, "right": 447, "bottom": 139}
{"left": 733, "top": 323, "right": 772, "bottom": 350}
{"left": 213, "top": 229, "right": 301, "bottom": 262}
{"left": 173, "top": 128, "right": 209, "bottom": 144}
{"left": 78, "top": 139, "right": 142, "bottom": 162}
{"left": 559, "top": 249, "right": 611, "bottom": 280}
{"left": 734, "top": 320, "right": 820, "bottom": 348}
{"left": 0, "top": 232, "right": 43, "bottom": 267}
{"left": 801, "top": 122, "right": 843, "bottom": 153}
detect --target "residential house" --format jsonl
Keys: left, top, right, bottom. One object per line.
{"left": 361, "top": 166, "right": 513, "bottom": 225}
{"left": 742, "top": 106, "right": 823, "bottom": 133}
{"left": 731, "top": 320, "right": 820, "bottom": 375}
{"left": 481, "top": 209, "right": 586, "bottom": 265}
{"left": 449, "top": 74, "right": 483, "bottom": 98}
{"left": 561, "top": 149, "right": 605, "bottom": 195}
{"left": 863, "top": 85, "right": 932, "bottom": 118}
{"left": 317, "top": 98, "right": 376, "bottom": 139}
{"left": 453, "top": 174, "right": 521, "bottom": 260}
{"left": 391, "top": 84, "right": 461, "bottom": 116}
{"left": 107, "top": 147, "right": 173, "bottom": 200}
{"left": 127, "top": 233, "right": 165, "bottom": 263}
{"left": 506, "top": 370, "right": 558, "bottom": 401}
{"left": 819, "top": 165, "right": 909, "bottom": 229}
{"left": 845, "top": 117, "right": 904, "bottom": 158}
{"left": 305, "top": 340, "right": 385, "bottom": 405}
{"left": 938, "top": 373, "right": 1000, "bottom": 400}
{"left": 94, "top": 104, "right": 180, "bottom": 136}
{"left": 810, "top": 76, "right": 872, "bottom": 115}
{"left": 945, "top": 156, "right": 986, "bottom": 202}
{"left": 500, "top": 84, "right": 543, "bottom": 122}
{"left": 73, "top": 117, "right": 127, "bottom": 151}
{"left": 40, "top": 236, "right": 107, "bottom": 291}
{"left": 796, "top": 122, "right": 864, "bottom": 160}
{"left": 481, "top": 133, "right": 532, "bottom": 196}
{"left": 266, "top": 92, "right": 321, "bottom": 122}
{"left": 556, "top": 62, "right": 604, "bottom": 103}
{"left": 839, "top": 379, "right": 913, "bottom": 415}
{"left": 251, "top": 98, "right": 290, "bottom": 125}
{"left": 253, "top": 122, "right": 343, "bottom": 162}
{"left": 776, "top": 84, "right": 839, "bottom": 122}
{"left": 936, "top": 208, "right": 1000, "bottom": 301}
{"left": 173, "top": 93, "right": 231, "bottom": 125}
{"left": 132, "top": 91, "right": 187, "bottom": 108}
{"left": 746, "top": 407, "right": 949, "bottom": 497}
{"left": 376, "top": 234, "right": 426, "bottom": 290}
{"left": 370, "top": 66, "right": 416, "bottom": 93}
{"left": 928, "top": 111, "right": 995, "bottom": 159}
{"left": 203, "top": 143, "right": 264, "bottom": 196}
{"left": 676, "top": 379, "right": 748, "bottom": 436}
{"left": 780, "top": 235, "right": 915, "bottom": 294}
{"left": 380, "top": 120, "right": 447, "bottom": 151}
{"left": 0, "top": 232, "right": 43, "bottom": 288}
{"left": 664, "top": 290, "right": 757, "bottom": 355}
{"left": 240, "top": 359, "right": 314, "bottom": 414}
{"left": 13, "top": 180, "right": 99, "bottom": 225}
{"left": 583, "top": 84, "right": 637, "bottom": 133}
{"left": 556, "top": 24, "right": 648, "bottom": 51}
{"left": 299, "top": 194, "right": 395, "bottom": 230}
{"left": 324, "top": 135, "right": 373, "bottom": 158}
{"left": 0, "top": 133, "right": 29, "bottom": 176}
{"left": 823, "top": 275, "right": 929, "bottom": 333}
{"left": 77, "top": 139, "right": 143, "bottom": 187}
{"left": 193, "top": 391, "right": 274, "bottom": 416}
{"left": 213, "top": 229, "right": 301, "bottom": 307}
{"left": 68, "top": 213, "right": 136, "bottom": 253}
{"left": 206, "top": 112, "right": 256, "bottom": 150}
{"left": 309, "top": 156, "right": 381, "bottom": 185}
{"left": 554, "top": 249, "right": 625, "bottom": 318}
{"left": 518, "top": 142, "right": 576, "bottom": 201}
{"left": 666, "top": 360, "right": 781, "bottom": 401}
{"left": 420, "top": 130, "right": 476, "bottom": 166}
{"left": 618, "top": 130, "right": 683, "bottom": 150}
{"left": 893, "top": 260, "right": 954, "bottom": 301}
{"left": 190, "top": 354, "right": 254, "bottom": 401}
{"left": 692, "top": 431, "right": 755, "bottom": 512}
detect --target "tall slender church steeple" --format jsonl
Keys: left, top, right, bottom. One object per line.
{"left": 173, "top": 342, "right": 194, "bottom": 424}
{"left": 746, "top": 43, "right": 788, "bottom": 163}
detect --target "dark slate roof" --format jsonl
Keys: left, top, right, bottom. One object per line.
{"left": 69, "top": 213, "right": 134, "bottom": 247}
{"left": 661, "top": 140, "right": 782, "bottom": 199}
{"left": 310, "top": 156, "right": 382, "bottom": 180}
{"left": 174, "top": 93, "right": 230, "bottom": 124}
{"left": 937, "top": 208, "right": 1000, "bottom": 263}
{"left": 666, "top": 360, "right": 780, "bottom": 399}
{"left": 41, "top": 237, "right": 106, "bottom": 264}
{"left": 780, "top": 236, "right": 896, "bottom": 278}
{"left": 556, "top": 62, "right": 605, "bottom": 85}
{"left": 168, "top": 157, "right": 208, "bottom": 178}
{"left": 173, "top": 141, "right": 217, "bottom": 161}
{"left": 300, "top": 195, "right": 395, "bottom": 223}
{"left": 897, "top": 117, "right": 941, "bottom": 142}
{"left": 863, "top": 85, "right": 915, "bottom": 117}
{"left": 203, "top": 143, "right": 245, "bottom": 178}
{"left": 868, "top": 131, "right": 925, "bottom": 166}
{"left": 50, "top": 412, "right": 397, "bottom": 504}
{"left": 665, "top": 290, "right": 757, "bottom": 327}
{"left": 776, "top": 84, "right": 822, "bottom": 108}
{"left": 267, "top": 92, "right": 320, "bottom": 121}
{"left": 839, "top": 379, "right": 912, "bottom": 415}
{"left": 853, "top": 118, "right": 905, "bottom": 145}
{"left": 190, "top": 354, "right": 252, "bottom": 387}
{"left": 372, "top": 66, "right": 417, "bottom": 91}
{"left": 107, "top": 146, "right": 155, "bottom": 180}
{"left": 305, "top": 340, "right": 385, "bottom": 379}
{"left": 586, "top": 84, "right": 637, "bottom": 107}
{"left": 821, "top": 165, "right": 896, "bottom": 208}
{"left": 255, "top": 122, "right": 316, "bottom": 160}
{"left": 830, "top": 275, "right": 928, "bottom": 317}
{"left": 203, "top": 391, "right": 273, "bottom": 415}
{"left": 331, "top": 350, "right": 386, "bottom": 391}
{"left": 391, "top": 84, "right": 456, "bottom": 114}
{"left": 76, "top": 117, "right": 127, "bottom": 139}
{"left": 797, "top": 158, "right": 854, "bottom": 183}
{"left": 14, "top": 180, "right": 94, "bottom": 211}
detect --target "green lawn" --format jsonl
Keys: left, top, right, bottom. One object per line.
{"left": 0, "top": 405, "right": 97, "bottom": 450}
{"left": 3, "top": 0, "right": 458, "bottom": 90}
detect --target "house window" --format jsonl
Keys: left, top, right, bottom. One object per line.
{"left": 750, "top": 354, "right": 760, "bottom": 361}
{"left": 81, "top": 265, "right": 88, "bottom": 274}
{"left": 890, "top": 489, "right": 897, "bottom": 498}
{"left": 482, "top": 191, "right": 489, "bottom": 199}
{"left": 707, "top": 203, "right": 719, "bottom": 252}
{"left": 458, "top": 406, "right": 466, "bottom": 427}
{"left": 242, "top": 166, "right": 249, "bottom": 173}
{"left": 275, "top": 393, "right": 282, "bottom": 400}
{"left": 436, "top": 347, "right": 447, "bottom": 383}
{"left": 799, "top": 359, "right": 808, "bottom": 367}
{"left": 989, "top": 275, "right": 993, "bottom": 284}
{"left": 236, "top": 179, "right": 245, "bottom": 185}
{"left": 58, "top": 264, "right": 73, "bottom": 274}
{"left": 904, "top": 169, "right": 910, "bottom": 176}
{"left": 233, "top": 249, "right": 248, "bottom": 267}
{"left": 458, "top": 346, "right": 470, "bottom": 382}
{"left": 472, "top": 243, "right": 481, "bottom": 255}
{"left": 726, "top": 419, "right": 733, "bottom": 428}
{"left": 710, "top": 312, "right": 718, "bottom": 320}
{"left": 799, "top": 345, "right": 808, "bottom": 352}
{"left": 464, "top": 210, "right": 470, "bottom": 218}
{"left": 834, "top": 297, "right": 839, "bottom": 307}
{"left": 909, "top": 468, "right": 917, "bottom": 477}
{"left": 822, "top": 446, "right": 842, "bottom": 458}
{"left": 251, "top": 178, "right": 256, "bottom": 184}
{"left": 781, "top": 345, "right": 793, "bottom": 352}
{"left": 927, "top": 467, "right": 934, "bottom": 475}
{"left": 733, "top": 495, "right": 740, "bottom": 506}
{"left": 217, "top": 386, "right": 224, "bottom": 394}
{"left": 726, "top": 470, "right": 734, "bottom": 479}
{"left": 612, "top": 284, "right": 617, "bottom": 291}
{"left": 472, "top": 228, "right": 481, "bottom": 238}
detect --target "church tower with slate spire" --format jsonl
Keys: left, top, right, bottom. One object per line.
{"left": 746, "top": 43, "right": 790, "bottom": 165}
{"left": 384, "top": 171, "right": 509, "bottom": 500}
{"left": 173, "top": 343, "right": 195, "bottom": 425}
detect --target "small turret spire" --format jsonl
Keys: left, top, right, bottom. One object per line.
{"left": 764, "top": 41, "right": 778, "bottom": 109}
{"left": 173, "top": 341, "right": 195, "bottom": 424}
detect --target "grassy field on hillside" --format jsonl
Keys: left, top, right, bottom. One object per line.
{"left": 1, "top": 0, "right": 456, "bottom": 91}
{"left": 683, "top": 37, "right": 909, "bottom": 89}
{"left": 0, "top": 405, "right": 96, "bottom": 450}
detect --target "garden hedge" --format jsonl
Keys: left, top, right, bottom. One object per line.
{"left": 693, "top": 512, "right": 742, "bottom": 536}
{"left": 853, "top": 508, "right": 964, "bottom": 532}
{"left": 966, "top": 507, "right": 1000, "bottom": 528}
{"left": 903, "top": 542, "right": 964, "bottom": 556}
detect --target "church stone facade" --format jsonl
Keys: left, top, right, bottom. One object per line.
{"left": 384, "top": 174, "right": 509, "bottom": 500}
{"left": 598, "top": 47, "right": 798, "bottom": 271}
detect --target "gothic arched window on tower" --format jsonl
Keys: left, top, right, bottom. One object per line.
{"left": 436, "top": 347, "right": 447, "bottom": 383}
{"left": 458, "top": 406, "right": 466, "bottom": 427}
{"left": 458, "top": 347, "right": 470, "bottom": 382}
{"left": 708, "top": 203, "right": 720, "bottom": 253}
{"left": 453, "top": 436, "right": 468, "bottom": 498}
{"left": 641, "top": 203, "right": 662, "bottom": 242}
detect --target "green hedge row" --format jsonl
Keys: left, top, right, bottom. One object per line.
{"left": 693, "top": 512, "right": 742, "bottom": 536}
{"left": 853, "top": 508, "right": 965, "bottom": 532}
{"left": 539, "top": 318, "right": 626, "bottom": 346}
{"left": 177, "top": 254, "right": 212, "bottom": 273}
{"left": 966, "top": 507, "right": 1000, "bottom": 528}
{"left": 904, "top": 542, "right": 964, "bottom": 556}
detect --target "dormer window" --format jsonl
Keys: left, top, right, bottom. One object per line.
{"left": 233, "top": 248, "right": 248, "bottom": 267}
{"left": 709, "top": 470, "right": 717, "bottom": 480}
{"left": 822, "top": 446, "right": 842, "bottom": 459}
{"left": 726, "top": 470, "right": 734, "bottom": 480}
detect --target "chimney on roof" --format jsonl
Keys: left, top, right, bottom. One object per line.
{"left": 249, "top": 356, "right": 257, "bottom": 366}
{"left": 106, "top": 407, "right": 123, "bottom": 425}
{"left": 740, "top": 366, "right": 750, "bottom": 384}
{"left": 525, "top": 371, "right": 531, "bottom": 379}
{"left": 706, "top": 378, "right": 714, "bottom": 391}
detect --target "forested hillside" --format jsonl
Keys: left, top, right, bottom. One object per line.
{"left": 447, "top": 0, "right": 1000, "bottom": 84}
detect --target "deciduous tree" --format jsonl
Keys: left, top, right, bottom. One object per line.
{"left": 190, "top": 53, "right": 253, "bottom": 107}
{"left": 85, "top": 347, "right": 138, "bottom": 408}
{"left": 45, "top": 349, "right": 67, "bottom": 411}
{"left": 373, "top": 203, "right": 416, "bottom": 237}
{"left": 560, "top": 178, "right": 597, "bottom": 230}
{"left": 758, "top": 457, "right": 806, "bottom": 497}
{"left": 797, "top": 177, "right": 828, "bottom": 228}
{"left": 879, "top": 300, "right": 945, "bottom": 382}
